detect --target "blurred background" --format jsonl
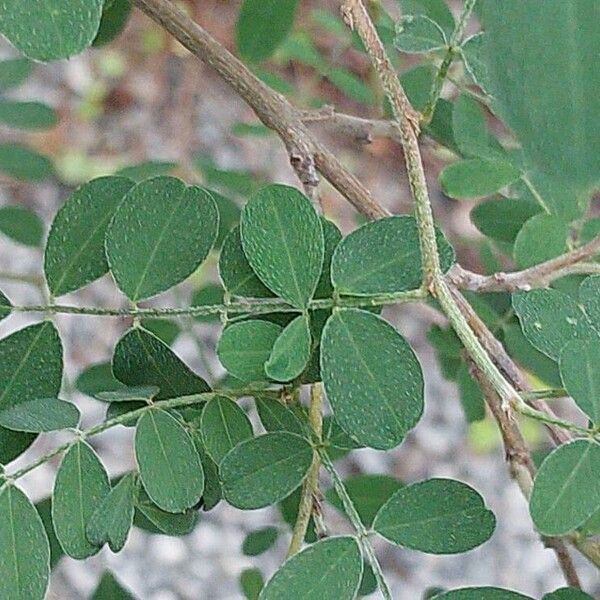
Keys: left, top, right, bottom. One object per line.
{"left": 0, "top": 0, "right": 598, "bottom": 598}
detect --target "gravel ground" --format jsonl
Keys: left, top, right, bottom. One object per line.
{"left": 1, "top": 6, "right": 599, "bottom": 598}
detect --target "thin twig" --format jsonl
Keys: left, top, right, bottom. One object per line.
{"left": 320, "top": 451, "right": 393, "bottom": 600}
{"left": 468, "top": 363, "right": 583, "bottom": 588}
{"left": 131, "top": 0, "right": 388, "bottom": 220}
{"left": 8, "top": 289, "right": 426, "bottom": 320}
{"left": 288, "top": 384, "right": 324, "bottom": 557}
{"left": 448, "top": 233, "right": 600, "bottom": 292}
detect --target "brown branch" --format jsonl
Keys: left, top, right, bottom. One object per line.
{"left": 300, "top": 106, "right": 402, "bottom": 145}
{"left": 340, "top": 0, "right": 441, "bottom": 286}
{"left": 131, "top": 0, "right": 388, "bottom": 220}
{"left": 449, "top": 234, "right": 600, "bottom": 292}
{"left": 469, "top": 363, "right": 582, "bottom": 589}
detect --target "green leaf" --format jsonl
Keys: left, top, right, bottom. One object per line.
{"left": 326, "top": 474, "right": 402, "bottom": 527}
{"left": 220, "top": 432, "right": 313, "bottom": 509}
{"left": 91, "top": 571, "right": 137, "bottom": 600}
{"left": 241, "top": 185, "right": 324, "bottom": 309}
{"left": 456, "top": 364, "right": 486, "bottom": 423}
{"left": 134, "top": 489, "right": 198, "bottom": 536}
{"left": 113, "top": 327, "right": 210, "bottom": 400}
{"left": 0, "top": 398, "right": 79, "bottom": 433}
{"left": 106, "top": 176, "right": 219, "bottom": 301}
{"left": 200, "top": 396, "right": 253, "bottom": 464}
{"left": 0, "top": 290, "right": 10, "bottom": 321}
{"left": 471, "top": 197, "right": 540, "bottom": 244}
{"left": 512, "top": 289, "right": 595, "bottom": 360}
{"left": 139, "top": 318, "right": 180, "bottom": 345}
{"left": 530, "top": 440, "right": 600, "bottom": 535}
{"left": 0, "top": 430, "right": 36, "bottom": 468}
{"left": 135, "top": 409, "right": 204, "bottom": 513}
{"left": 92, "top": 0, "right": 132, "bottom": 47}
{"left": 0, "top": 321, "right": 63, "bottom": 464}
{"left": 217, "top": 320, "right": 283, "bottom": 382}
{"left": 0, "top": 485, "right": 50, "bottom": 600}
{"left": 482, "top": 1, "right": 600, "bottom": 214}
{"left": 115, "top": 160, "right": 177, "bottom": 182}
{"left": 434, "top": 589, "right": 532, "bottom": 600}
{"left": 195, "top": 443, "right": 222, "bottom": 511}
{"left": 45, "top": 176, "right": 135, "bottom": 296}
{"left": 52, "top": 441, "right": 110, "bottom": 559}
{"left": 35, "top": 496, "right": 64, "bottom": 568}
{"left": 513, "top": 214, "right": 569, "bottom": 269}
{"left": 0, "top": 57, "right": 33, "bottom": 90}
{"left": 76, "top": 362, "right": 126, "bottom": 396}
{"left": 0, "top": 0, "right": 103, "bottom": 61}
{"left": 452, "top": 95, "right": 504, "bottom": 160}
{"left": 559, "top": 338, "right": 600, "bottom": 424}
{"left": 265, "top": 314, "right": 312, "bottom": 382}
{"left": 0, "top": 143, "right": 53, "bottom": 182}
{"left": 86, "top": 473, "right": 136, "bottom": 553}
{"left": 242, "top": 526, "right": 279, "bottom": 556}
{"left": 394, "top": 15, "right": 447, "bottom": 53}
{"left": 255, "top": 397, "right": 306, "bottom": 436}
{"left": 241, "top": 568, "right": 264, "bottom": 600}
{"left": 324, "top": 68, "right": 376, "bottom": 105}
{"left": 236, "top": 0, "right": 299, "bottom": 62}
{"left": 219, "top": 226, "right": 274, "bottom": 298}
{"left": 373, "top": 478, "right": 496, "bottom": 554}
{"left": 315, "top": 218, "right": 342, "bottom": 299}
{"left": 95, "top": 385, "right": 159, "bottom": 403}
{"left": 0, "top": 205, "right": 44, "bottom": 247}
{"left": 0, "top": 100, "right": 57, "bottom": 130}
{"left": 579, "top": 275, "right": 600, "bottom": 326}
{"left": 460, "top": 33, "right": 491, "bottom": 93}
{"left": 399, "top": 0, "right": 455, "bottom": 36}
{"left": 543, "top": 589, "right": 595, "bottom": 600}
{"left": 331, "top": 216, "right": 455, "bottom": 295}
{"left": 259, "top": 536, "right": 362, "bottom": 600}
{"left": 321, "top": 309, "right": 424, "bottom": 450}
{"left": 440, "top": 158, "right": 521, "bottom": 199}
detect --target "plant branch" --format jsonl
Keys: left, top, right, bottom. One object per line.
{"left": 131, "top": 0, "right": 388, "bottom": 220}
{"left": 421, "top": 0, "right": 478, "bottom": 124}
{"left": 341, "top": 0, "right": 440, "bottom": 285}
{"left": 319, "top": 450, "right": 393, "bottom": 600}
{"left": 468, "top": 363, "right": 583, "bottom": 588}
{"left": 0, "top": 391, "right": 224, "bottom": 487}
{"left": 9, "top": 289, "right": 426, "bottom": 320}
{"left": 449, "top": 233, "right": 600, "bottom": 292}
{"left": 288, "top": 384, "right": 324, "bottom": 557}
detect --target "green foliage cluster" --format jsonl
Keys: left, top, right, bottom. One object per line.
{"left": 0, "top": 0, "right": 599, "bottom": 599}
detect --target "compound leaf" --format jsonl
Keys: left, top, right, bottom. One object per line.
{"left": 331, "top": 216, "right": 454, "bottom": 295}
{"left": 52, "top": 441, "right": 110, "bottom": 559}
{"left": 135, "top": 409, "right": 204, "bottom": 513}
{"left": 0, "top": 0, "right": 104, "bottom": 61}
{"left": 259, "top": 536, "right": 362, "bottom": 600}
{"left": 106, "top": 177, "right": 219, "bottom": 301}
{"left": 265, "top": 314, "right": 312, "bottom": 382}
{"left": 113, "top": 327, "right": 210, "bottom": 400}
{"left": 221, "top": 432, "right": 313, "bottom": 510}
{"left": 87, "top": 473, "right": 136, "bottom": 553}
{"left": 0, "top": 205, "right": 44, "bottom": 247}
{"left": 241, "top": 185, "right": 324, "bottom": 309}
{"left": 217, "top": 320, "right": 283, "bottom": 382}
{"left": 373, "top": 478, "right": 496, "bottom": 554}
{"left": 0, "top": 398, "right": 79, "bottom": 433}
{"left": 530, "top": 440, "right": 600, "bottom": 535}
{"left": 45, "top": 176, "right": 135, "bottom": 296}
{"left": 200, "top": 396, "right": 253, "bottom": 464}
{"left": 321, "top": 309, "right": 424, "bottom": 450}
{"left": 0, "top": 485, "right": 50, "bottom": 600}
